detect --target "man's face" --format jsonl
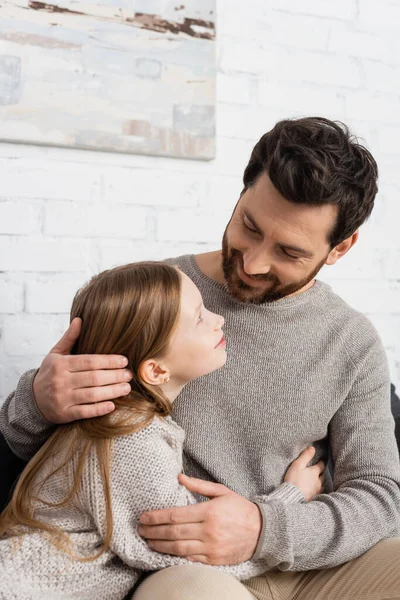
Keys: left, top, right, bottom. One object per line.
{"left": 222, "top": 172, "right": 338, "bottom": 304}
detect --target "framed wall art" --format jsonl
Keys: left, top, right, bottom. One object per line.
{"left": 0, "top": 0, "right": 216, "bottom": 159}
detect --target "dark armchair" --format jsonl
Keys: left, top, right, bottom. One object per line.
{"left": 392, "top": 384, "right": 400, "bottom": 450}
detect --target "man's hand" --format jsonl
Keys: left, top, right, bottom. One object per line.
{"left": 138, "top": 474, "right": 262, "bottom": 565}
{"left": 33, "top": 318, "right": 132, "bottom": 424}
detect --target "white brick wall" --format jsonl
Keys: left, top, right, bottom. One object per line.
{"left": 1, "top": 0, "right": 400, "bottom": 401}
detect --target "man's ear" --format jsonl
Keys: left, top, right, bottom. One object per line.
{"left": 138, "top": 359, "right": 170, "bottom": 386}
{"left": 325, "top": 231, "right": 359, "bottom": 266}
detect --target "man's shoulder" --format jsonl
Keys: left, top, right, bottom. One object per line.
{"left": 319, "top": 281, "right": 375, "bottom": 325}
{"left": 163, "top": 254, "right": 193, "bottom": 273}
{"left": 317, "top": 280, "right": 383, "bottom": 358}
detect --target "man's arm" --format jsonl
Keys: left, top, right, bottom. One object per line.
{"left": 0, "top": 318, "right": 132, "bottom": 461}
{"left": 137, "top": 447, "right": 323, "bottom": 565}
{"left": 138, "top": 475, "right": 305, "bottom": 567}
{"left": 253, "top": 332, "right": 400, "bottom": 570}
{"left": 0, "top": 369, "right": 53, "bottom": 461}
{"left": 139, "top": 328, "right": 400, "bottom": 570}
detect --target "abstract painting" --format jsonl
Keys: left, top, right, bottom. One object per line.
{"left": 0, "top": 0, "right": 216, "bottom": 159}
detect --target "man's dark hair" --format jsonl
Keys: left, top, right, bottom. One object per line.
{"left": 242, "top": 117, "right": 378, "bottom": 247}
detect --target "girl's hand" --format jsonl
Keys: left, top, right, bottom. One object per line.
{"left": 284, "top": 446, "right": 325, "bottom": 502}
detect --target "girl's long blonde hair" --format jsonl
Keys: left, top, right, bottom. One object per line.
{"left": 0, "top": 262, "right": 182, "bottom": 560}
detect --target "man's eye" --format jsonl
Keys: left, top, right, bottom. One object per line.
{"left": 281, "top": 249, "right": 298, "bottom": 260}
{"left": 243, "top": 220, "right": 258, "bottom": 233}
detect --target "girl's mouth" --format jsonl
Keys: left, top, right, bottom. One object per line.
{"left": 215, "top": 335, "right": 226, "bottom": 349}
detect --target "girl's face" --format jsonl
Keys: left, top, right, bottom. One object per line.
{"left": 164, "top": 273, "right": 226, "bottom": 384}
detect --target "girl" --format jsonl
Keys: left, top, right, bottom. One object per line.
{"left": 0, "top": 262, "right": 324, "bottom": 600}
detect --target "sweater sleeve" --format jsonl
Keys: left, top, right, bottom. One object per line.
{"left": 254, "top": 482, "right": 305, "bottom": 505}
{"left": 253, "top": 330, "right": 400, "bottom": 571}
{"left": 0, "top": 370, "right": 54, "bottom": 461}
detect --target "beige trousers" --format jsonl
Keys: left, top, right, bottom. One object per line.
{"left": 133, "top": 538, "right": 400, "bottom": 600}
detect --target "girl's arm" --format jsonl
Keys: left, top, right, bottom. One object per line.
{"left": 81, "top": 418, "right": 197, "bottom": 571}
{"left": 254, "top": 482, "right": 305, "bottom": 504}
{"left": 255, "top": 445, "right": 326, "bottom": 505}
{"left": 81, "top": 419, "right": 321, "bottom": 578}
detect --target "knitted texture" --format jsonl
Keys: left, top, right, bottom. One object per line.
{"left": 1, "top": 253, "right": 400, "bottom": 582}
{"left": 0, "top": 414, "right": 302, "bottom": 599}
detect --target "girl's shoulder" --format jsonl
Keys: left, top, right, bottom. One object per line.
{"left": 82, "top": 415, "right": 186, "bottom": 506}
{"left": 107, "top": 416, "right": 186, "bottom": 500}
{"left": 113, "top": 414, "right": 185, "bottom": 457}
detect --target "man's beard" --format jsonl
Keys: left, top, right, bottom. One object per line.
{"left": 221, "top": 230, "right": 326, "bottom": 304}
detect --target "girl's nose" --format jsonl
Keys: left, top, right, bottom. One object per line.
{"left": 215, "top": 314, "right": 225, "bottom": 330}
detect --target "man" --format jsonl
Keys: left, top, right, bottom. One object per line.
{"left": 1, "top": 117, "right": 400, "bottom": 600}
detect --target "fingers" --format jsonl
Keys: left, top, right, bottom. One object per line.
{"left": 310, "top": 460, "right": 326, "bottom": 475}
{"left": 140, "top": 503, "right": 207, "bottom": 526}
{"left": 295, "top": 448, "right": 326, "bottom": 472}
{"left": 295, "top": 446, "right": 316, "bottom": 468}
{"left": 50, "top": 318, "right": 82, "bottom": 355}
{"left": 65, "top": 354, "right": 129, "bottom": 373}
{"left": 74, "top": 382, "right": 132, "bottom": 406}
{"left": 66, "top": 401, "right": 116, "bottom": 421}
{"left": 50, "top": 321, "right": 129, "bottom": 372}
{"left": 316, "top": 472, "right": 325, "bottom": 495}
{"left": 70, "top": 368, "right": 132, "bottom": 390}
{"left": 146, "top": 540, "right": 203, "bottom": 557}
{"left": 178, "top": 474, "right": 232, "bottom": 498}
{"left": 32, "top": 352, "right": 131, "bottom": 424}
{"left": 138, "top": 523, "right": 203, "bottom": 541}
{"left": 185, "top": 555, "right": 210, "bottom": 564}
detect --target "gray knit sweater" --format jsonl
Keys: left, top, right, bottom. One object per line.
{"left": 0, "top": 413, "right": 302, "bottom": 600}
{"left": 1, "top": 253, "right": 400, "bottom": 577}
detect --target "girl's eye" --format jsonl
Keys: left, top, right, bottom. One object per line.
{"left": 197, "top": 314, "right": 203, "bottom": 324}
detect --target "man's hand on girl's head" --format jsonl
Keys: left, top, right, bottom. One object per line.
{"left": 33, "top": 317, "right": 133, "bottom": 424}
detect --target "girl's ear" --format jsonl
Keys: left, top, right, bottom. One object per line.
{"left": 138, "top": 359, "right": 170, "bottom": 386}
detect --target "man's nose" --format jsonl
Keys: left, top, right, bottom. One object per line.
{"left": 242, "top": 250, "right": 271, "bottom": 275}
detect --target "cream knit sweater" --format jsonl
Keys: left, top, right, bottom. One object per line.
{"left": 0, "top": 413, "right": 303, "bottom": 600}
